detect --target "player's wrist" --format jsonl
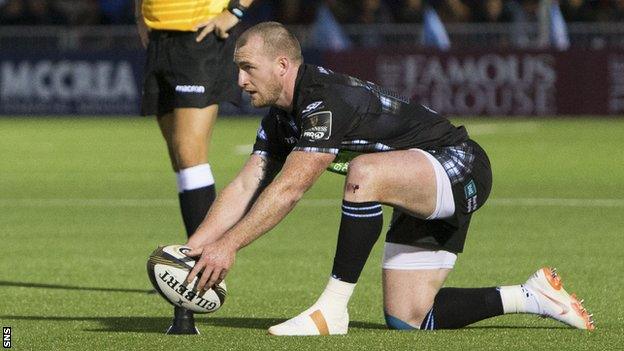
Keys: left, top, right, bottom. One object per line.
{"left": 227, "top": 0, "right": 248, "bottom": 20}
{"left": 218, "top": 231, "right": 242, "bottom": 251}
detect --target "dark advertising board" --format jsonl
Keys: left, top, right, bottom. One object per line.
{"left": 0, "top": 51, "right": 144, "bottom": 115}
{"left": 1, "top": 48, "right": 623, "bottom": 116}
{"left": 324, "top": 49, "right": 624, "bottom": 116}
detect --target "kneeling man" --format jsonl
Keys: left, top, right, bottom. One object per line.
{"left": 185, "top": 22, "right": 594, "bottom": 335}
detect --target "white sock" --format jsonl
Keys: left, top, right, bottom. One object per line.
{"left": 312, "top": 277, "right": 355, "bottom": 317}
{"left": 499, "top": 285, "right": 540, "bottom": 314}
{"left": 176, "top": 164, "right": 214, "bottom": 192}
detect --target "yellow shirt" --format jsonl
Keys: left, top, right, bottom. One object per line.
{"left": 142, "top": 0, "right": 229, "bottom": 31}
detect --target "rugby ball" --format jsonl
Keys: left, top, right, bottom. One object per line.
{"left": 147, "top": 245, "right": 226, "bottom": 314}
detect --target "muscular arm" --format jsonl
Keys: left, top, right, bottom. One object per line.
{"left": 187, "top": 151, "right": 336, "bottom": 290}
{"left": 223, "top": 151, "right": 335, "bottom": 250}
{"left": 186, "top": 153, "right": 282, "bottom": 248}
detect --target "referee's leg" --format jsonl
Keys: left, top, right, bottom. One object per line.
{"left": 157, "top": 105, "right": 219, "bottom": 237}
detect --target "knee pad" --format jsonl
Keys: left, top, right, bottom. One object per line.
{"left": 384, "top": 313, "right": 416, "bottom": 330}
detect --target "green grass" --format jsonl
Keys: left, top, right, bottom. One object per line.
{"left": 1, "top": 117, "right": 623, "bottom": 350}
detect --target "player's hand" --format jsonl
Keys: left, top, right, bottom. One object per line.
{"left": 185, "top": 239, "right": 236, "bottom": 292}
{"left": 136, "top": 18, "right": 149, "bottom": 48}
{"left": 195, "top": 11, "right": 240, "bottom": 42}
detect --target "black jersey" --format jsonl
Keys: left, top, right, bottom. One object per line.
{"left": 252, "top": 64, "right": 469, "bottom": 173}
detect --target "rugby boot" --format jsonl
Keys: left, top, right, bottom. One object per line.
{"left": 524, "top": 267, "right": 595, "bottom": 330}
{"left": 268, "top": 306, "right": 349, "bottom": 336}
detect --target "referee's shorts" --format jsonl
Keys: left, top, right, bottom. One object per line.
{"left": 141, "top": 29, "right": 241, "bottom": 116}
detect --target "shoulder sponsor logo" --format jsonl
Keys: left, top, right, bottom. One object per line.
{"left": 301, "top": 111, "right": 332, "bottom": 141}
{"left": 301, "top": 100, "right": 324, "bottom": 115}
{"left": 422, "top": 104, "right": 438, "bottom": 114}
{"left": 256, "top": 126, "right": 268, "bottom": 140}
{"left": 317, "top": 66, "right": 331, "bottom": 75}
{"left": 175, "top": 85, "right": 205, "bottom": 94}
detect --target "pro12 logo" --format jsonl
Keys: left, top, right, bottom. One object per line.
{"left": 3, "top": 327, "right": 10, "bottom": 349}
{"left": 301, "top": 111, "right": 332, "bottom": 141}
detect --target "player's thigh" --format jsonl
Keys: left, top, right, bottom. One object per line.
{"left": 169, "top": 105, "right": 219, "bottom": 168}
{"left": 347, "top": 150, "right": 437, "bottom": 218}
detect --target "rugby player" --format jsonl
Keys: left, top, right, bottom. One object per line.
{"left": 135, "top": 0, "right": 254, "bottom": 333}
{"left": 185, "top": 22, "right": 594, "bottom": 335}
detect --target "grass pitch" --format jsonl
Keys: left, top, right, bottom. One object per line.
{"left": 1, "top": 116, "right": 623, "bottom": 350}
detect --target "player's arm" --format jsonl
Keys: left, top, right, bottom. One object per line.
{"left": 186, "top": 153, "right": 282, "bottom": 249}
{"left": 195, "top": 0, "right": 256, "bottom": 41}
{"left": 134, "top": 0, "right": 149, "bottom": 48}
{"left": 186, "top": 151, "right": 336, "bottom": 290}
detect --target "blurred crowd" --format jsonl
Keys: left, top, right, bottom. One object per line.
{"left": 1, "top": 0, "right": 623, "bottom": 26}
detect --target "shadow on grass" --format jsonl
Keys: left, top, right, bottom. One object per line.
{"left": 0, "top": 315, "right": 385, "bottom": 333}
{"left": 0, "top": 280, "right": 152, "bottom": 294}
{"left": 1, "top": 315, "right": 566, "bottom": 333}
{"left": 466, "top": 325, "right": 569, "bottom": 330}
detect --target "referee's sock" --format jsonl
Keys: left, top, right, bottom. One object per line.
{"left": 419, "top": 287, "right": 504, "bottom": 330}
{"left": 176, "top": 164, "right": 216, "bottom": 237}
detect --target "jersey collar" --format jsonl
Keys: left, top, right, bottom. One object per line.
{"left": 290, "top": 63, "right": 309, "bottom": 116}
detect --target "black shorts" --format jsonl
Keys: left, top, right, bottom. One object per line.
{"left": 141, "top": 30, "right": 241, "bottom": 116}
{"left": 385, "top": 139, "right": 492, "bottom": 253}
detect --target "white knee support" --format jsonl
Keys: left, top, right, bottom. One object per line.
{"left": 382, "top": 243, "right": 457, "bottom": 270}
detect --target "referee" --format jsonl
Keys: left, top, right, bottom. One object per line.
{"left": 135, "top": 0, "right": 254, "bottom": 334}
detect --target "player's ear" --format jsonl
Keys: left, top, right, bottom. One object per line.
{"left": 277, "top": 56, "right": 289, "bottom": 76}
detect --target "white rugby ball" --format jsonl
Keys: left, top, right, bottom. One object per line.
{"left": 147, "top": 245, "right": 227, "bottom": 314}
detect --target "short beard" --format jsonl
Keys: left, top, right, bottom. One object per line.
{"left": 251, "top": 80, "right": 281, "bottom": 108}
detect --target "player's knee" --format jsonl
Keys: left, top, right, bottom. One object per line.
{"left": 384, "top": 312, "right": 416, "bottom": 330}
{"left": 344, "top": 157, "right": 382, "bottom": 201}
{"left": 346, "top": 157, "right": 376, "bottom": 186}
{"left": 347, "top": 156, "right": 373, "bottom": 177}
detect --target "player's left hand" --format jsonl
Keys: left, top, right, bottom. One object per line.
{"left": 185, "top": 239, "right": 236, "bottom": 291}
{"left": 195, "top": 11, "right": 239, "bottom": 42}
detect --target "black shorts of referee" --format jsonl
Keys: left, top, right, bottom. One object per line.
{"left": 141, "top": 29, "right": 241, "bottom": 116}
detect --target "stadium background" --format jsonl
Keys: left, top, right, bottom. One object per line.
{"left": 2, "top": 1, "right": 623, "bottom": 350}
{"left": 2, "top": 0, "right": 624, "bottom": 116}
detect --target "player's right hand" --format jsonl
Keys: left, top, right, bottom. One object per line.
{"left": 136, "top": 18, "right": 149, "bottom": 48}
{"left": 185, "top": 239, "right": 236, "bottom": 292}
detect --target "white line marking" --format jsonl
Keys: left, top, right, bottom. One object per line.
{"left": 466, "top": 122, "right": 540, "bottom": 136}
{"left": 0, "top": 198, "right": 622, "bottom": 208}
{"left": 0, "top": 198, "right": 177, "bottom": 207}
{"left": 488, "top": 198, "right": 624, "bottom": 207}
{"left": 234, "top": 144, "right": 254, "bottom": 155}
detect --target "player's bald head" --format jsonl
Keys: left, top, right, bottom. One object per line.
{"left": 235, "top": 22, "right": 303, "bottom": 64}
